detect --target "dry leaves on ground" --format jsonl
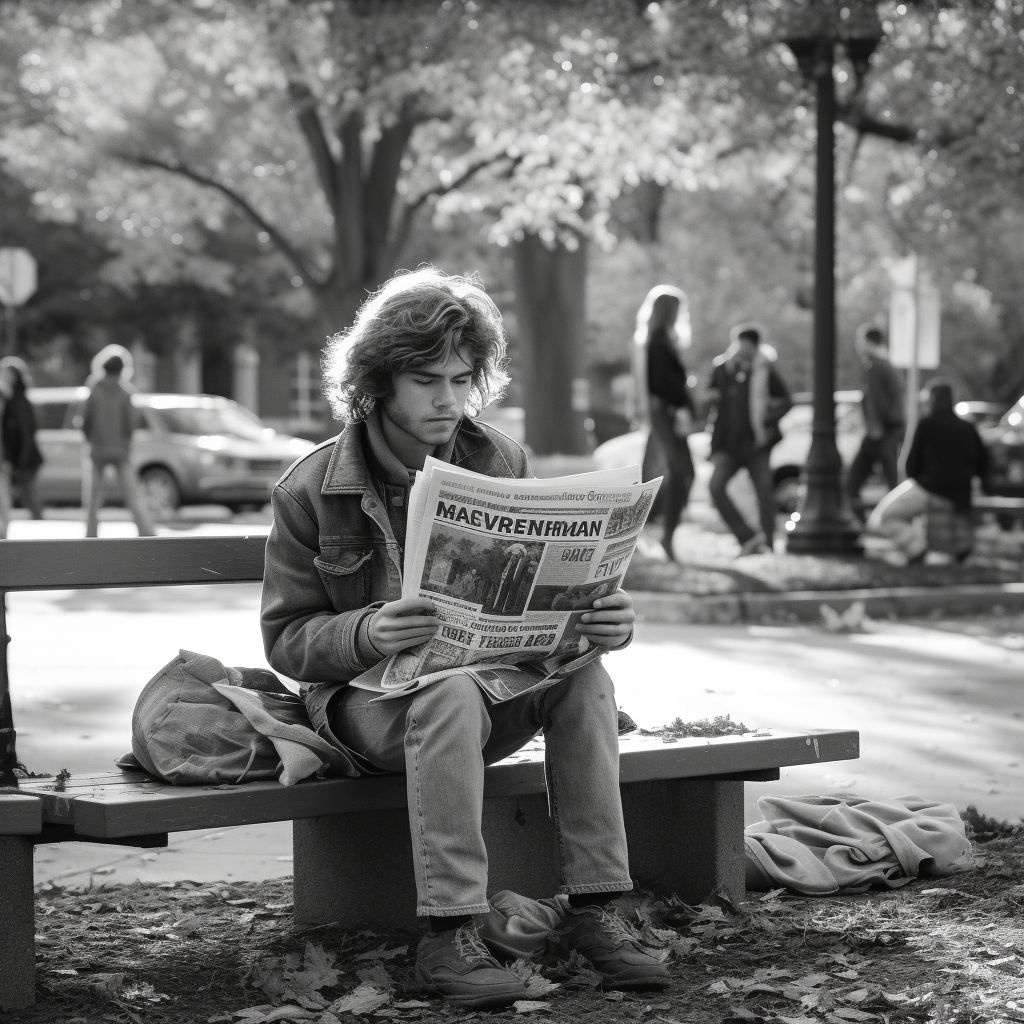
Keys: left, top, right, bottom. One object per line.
{"left": 8, "top": 825, "right": 1024, "bottom": 1024}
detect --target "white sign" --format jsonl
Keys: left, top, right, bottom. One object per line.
{"left": 887, "top": 254, "right": 940, "bottom": 370}
{"left": 0, "top": 247, "right": 37, "bottom": 307}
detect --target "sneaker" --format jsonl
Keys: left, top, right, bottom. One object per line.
{"left": 554, "top": 905, "right": 670, "bottom": 990}
{"left": 737, "top": 532, "right": 769, "bottom": 557}
{"left": 415, "top": 922, "right": 531, "bottom": 1009}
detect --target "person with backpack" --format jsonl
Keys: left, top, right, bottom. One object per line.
{"left": 260, "top": 267, "right": 669, "bottom": 1010}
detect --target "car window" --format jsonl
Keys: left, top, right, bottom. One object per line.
{"left": 149, "top": 403, "right": 268, "bottom": 440}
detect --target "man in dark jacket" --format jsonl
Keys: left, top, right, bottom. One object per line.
{"left": 705, "top": 323, "right": 792, "bottom": 555}
{"left": 866, "top": 379, "right": 989, "bottom": 563}
{"left": 260, "top": 267, "right": 668, "bottom": 1009}
{"left": 847, "top": 325, "right": 905, "bottom": 520}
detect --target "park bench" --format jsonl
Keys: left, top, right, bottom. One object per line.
{"left": 0, "top": 534, "right": 860, "bottom": 1010}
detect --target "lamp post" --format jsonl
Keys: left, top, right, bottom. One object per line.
{"left": 782, "top": 9, "right": 882, "bottom": 554}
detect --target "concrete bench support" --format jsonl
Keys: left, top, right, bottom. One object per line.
{"left": 0, "top": 794, "right": 42, "bottom": 1011}
{"left": 292, "top": 778, "right": 744, "bottom": 929}
{"left": 0, "top": 835, "right": 36, "bottom": 1010}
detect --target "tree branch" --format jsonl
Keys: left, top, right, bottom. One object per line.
{"left": 116, "top": 150, "right": 323, "bottom": 286}
{"left": 384, "top": 151, "right": 522, "bottom": 268}
{"left": 276, "top": 43, "right": 341, "bottom": 213}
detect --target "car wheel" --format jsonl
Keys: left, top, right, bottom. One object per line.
{"left": 774, "top": 471, "right": 802, "bottom": 515}
{"left": 139, "top": 466, "right": 181, "bottom": 517}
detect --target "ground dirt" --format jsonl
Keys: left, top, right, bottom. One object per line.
{"left": 8, "top": 819, "right": 1024, "bottom": 1024}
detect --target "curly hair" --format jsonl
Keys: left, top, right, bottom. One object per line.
{"left": 322, "top": 267, "right": 511, "bottom": 423}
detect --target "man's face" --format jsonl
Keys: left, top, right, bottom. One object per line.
{"left": 380, "top": 348, "right": 475, "bottom": 467}
{"left": 736, "top": 338, "right": 759, "bottom": 366}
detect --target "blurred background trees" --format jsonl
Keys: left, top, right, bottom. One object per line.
{"left": 0, "top": 0, "right": 1021, "bottom": 451}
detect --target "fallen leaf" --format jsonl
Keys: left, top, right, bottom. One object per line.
{"left": 232, "top": 1006, "right": 317, "bottom": 1022}
{"left": 330, "top": 982, "right": 390, "bottom": 1015}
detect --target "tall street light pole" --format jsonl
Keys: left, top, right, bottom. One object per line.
{"left": 783, "top": 14, "right": 882, "bottom": 555}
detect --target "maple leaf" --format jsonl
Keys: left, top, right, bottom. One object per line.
{"left": 299, "top": 943, "right": 341, "bottom": 989}
{"left": 329, "top": 982, "right": 391, "bottom": 1015}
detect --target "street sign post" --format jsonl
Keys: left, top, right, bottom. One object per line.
{"left": 888, "top": 253, "right": 941, "bottom": 470}
{"left": 0, "top": 247, "right": 38, "bottom": 356}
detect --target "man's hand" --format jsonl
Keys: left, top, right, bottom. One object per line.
{"left": 576, "top": 589, "right": 634, "bottom": 649}
{"left": 368, "top": 597, "right": 441, "bottom": 655}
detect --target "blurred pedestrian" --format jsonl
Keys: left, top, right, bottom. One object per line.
{"left": 846, "top": 324, "right": 905, "bottom": 521}
{"left": 0, "top": 356, "right": 46, "bottom": 523}
{"left": 866, "top": 379, "right": 988, "bottom": 564}
{"left": 81, "top": 344, "right": 155, "bottom": 537}
{"left": 705, "top": 322, "right": 792, "bottom": 555}
{"left": 635, "top": 284, "right": 697, "bottom": 561}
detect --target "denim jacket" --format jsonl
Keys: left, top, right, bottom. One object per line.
{"left": 260, "top": 414, "right": 530, "bottom": 686}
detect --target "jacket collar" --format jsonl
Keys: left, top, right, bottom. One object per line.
{"left": 320, "top": 413, "right": 494, "bottom": 495}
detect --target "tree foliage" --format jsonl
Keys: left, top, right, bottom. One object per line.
{"left": 1, "top": 0, "right": 1023, "bottom": 424}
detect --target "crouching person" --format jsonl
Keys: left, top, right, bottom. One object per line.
{"left": 259, "top": 267, "right": 670, "bottom": 1009}
{"left": 866, "top": 379, "right": 988, "bottom": 564}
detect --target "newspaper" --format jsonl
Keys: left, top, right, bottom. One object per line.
{"left": 349, "top": 457, "right": 661, "bottom": 702}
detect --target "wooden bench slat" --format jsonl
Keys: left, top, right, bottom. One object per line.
{"left": 17, "top": 730, "right": 859, "bottom": 840}
{"left": 0, "top": 535, "right": 267, "bottom": 592}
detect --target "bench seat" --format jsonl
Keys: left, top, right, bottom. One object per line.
{"left": 18, "top": 730, "right": 857, "bottom": 840}
{"left": 13, "top": 728, "right": 859, "bottom": 943}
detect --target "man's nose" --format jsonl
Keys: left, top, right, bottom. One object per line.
{"left": 435, "top": 385, "right": 455, "bottom": 408}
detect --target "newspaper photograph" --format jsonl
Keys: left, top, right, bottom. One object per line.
{"left": 349, "top": 457, "right": 661, "bottom": 701}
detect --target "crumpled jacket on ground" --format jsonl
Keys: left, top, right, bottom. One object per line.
{"left": 744, "top": 793, "right": 974, "bottom": 895}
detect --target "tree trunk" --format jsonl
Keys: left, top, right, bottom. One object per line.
{"left": 511, "top": 234, "right": 590, "bottom": 456}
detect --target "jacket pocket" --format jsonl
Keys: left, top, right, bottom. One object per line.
{"left": 314, "top": 547, "right": 373, "bottom": 609}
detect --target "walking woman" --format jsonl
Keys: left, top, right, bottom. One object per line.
{"left": 0, "top": 356, "right": 45, "bottom": 533}
{"left": 635, "top": 284, "right": 697, "bottom": 561}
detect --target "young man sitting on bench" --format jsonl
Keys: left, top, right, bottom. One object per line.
{"left": 259, "top": 267, "right": 669, "bottom": 1009}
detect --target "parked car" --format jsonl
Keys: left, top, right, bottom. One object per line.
{"left": 954, "top": 400, "right": 1006, "bottom": 431}
{"left": 593, "top": 390, "right": 868, "bottom": 515}
{"left": 980, "top": 394, "right": 1024, "bottom": 499}
{"left": 28, "top": 387, "right": 315, "bottom": 515}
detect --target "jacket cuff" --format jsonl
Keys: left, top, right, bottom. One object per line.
{"left": 353, "top": 605, "right": 385, "bottom": 667}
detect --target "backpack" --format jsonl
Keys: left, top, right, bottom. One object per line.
{"left": 117, "top": 649, "right": 356, "bottom": 785}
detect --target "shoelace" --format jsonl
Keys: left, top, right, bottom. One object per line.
{"left": 454, "top": 924, "right": 493, "bottom": 964}
{"left": 582, "top": 907, "right": 643, "bottom": 946}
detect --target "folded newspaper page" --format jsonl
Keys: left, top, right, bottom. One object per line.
{"left": 349, "top": 457, "right": 661, "bottom": 701}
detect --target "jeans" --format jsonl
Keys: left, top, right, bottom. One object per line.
{"left": 85, "top": 458, "right": 155, "bottom": 538}
{"left": 648, "top": 398, "right": 695, "bottom": 550}
{"left": 326, "top": 660, "right": 632, "bottom": 917}
{"left": 708, "top": 448, "right": 777, "bottom": 546}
